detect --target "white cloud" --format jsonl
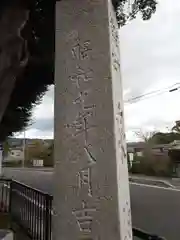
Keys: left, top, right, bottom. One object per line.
{"left": 120, "top": 0, "right": 180, "bottom": 96}
{"left": 33, "top": 85, "right": 54, "bottom": 120}
{"left": 16, "top": 85, "right": 54, "bottom": 139}
{"left": 120, "top": 0, "right": 180, "bottom": 140}
{"left": 124, "top": 86, "right": 180, "bottom": 141}
{"left": 16, "top": 128, "right": 53, "bottom": 139}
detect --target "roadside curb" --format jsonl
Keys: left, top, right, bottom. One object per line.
{"left": 161, "top": 180, "right": 175, "bottom": 189}
{"left": 3, "top": 168, "right": 53, "bottom": 172}
{"left": 129, "top": 176, "right": 175, "bottom": 189}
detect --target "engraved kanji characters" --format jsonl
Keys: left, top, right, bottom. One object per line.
{"left": 116, "top": 101, "right": 127, "bottom": 163}
{"left": 84, "top": 145, "right": 96, "bottom": 166}
{"left": 76, "top": 146, "right": 96, "bottom": 197}
{"left": 73, "top": 201, "right": 96, "bottom": 232}
{"left": 66, "top": 111, "right": 95, "bottom": 139}
{"left": 122, "top": 201, "right": 132, "bottom": 240}
{"left": 68, "top": 74, "right": 96, "bottom": 143}
{"left": 110, "top": 14, "right": 119, "bottom": 48}
{"left": 69, "top": 66, "right": 93, "bottom": 89}
{"left": 73, "top": 91, "right": 96, "bottom": 111}
{"left": 70, "top": 38, "right": 96, "bottom": 237}
{"left": 72, "top": 39, "right": 92, "bottom": 60}
{"left": 112, "top": 50, "right": 120, "bottom": 71}
{"left": 67, "top": 62, "right": 95, "bottom": 142}
{"left": 78, "top": 167, "right": 92, "bottom": 197}
{"left": 109, "top": 11, "right": 120, "bottom": 71}
{"left": 66, "top": 108, "right": 96, "bottom": 146}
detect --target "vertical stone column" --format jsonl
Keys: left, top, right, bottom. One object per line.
{"left": 54, "top": 0, "right": 132, "bottom": 239}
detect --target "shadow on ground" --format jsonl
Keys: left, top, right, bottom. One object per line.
{"left": 0, "top": 214, "right": 30, "bottom": 240}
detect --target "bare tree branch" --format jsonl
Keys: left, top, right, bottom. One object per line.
{"left": 134, "top": 129, "right": 157, "bottom": 143}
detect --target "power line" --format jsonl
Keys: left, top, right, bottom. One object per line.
{"left": 125, "top": 82, "right": 180, "bottom": 103}
{"left": 124, "top": 82, "right": 180, "bottom": 104}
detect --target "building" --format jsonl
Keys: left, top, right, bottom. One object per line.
{"left": 127, "top": 141, "right": 180, "bottom": 177}
{"left": 7, "top": 138, "right": 53, "bottom": 148}
{"left": 3, "top": 138, "right": 53, "bottom": 163}
{"left": 168, "top": 140, "right": 180, "bottom": 177}
{"left": 127, "top": 142, "right": 170, "bottom": 158}
{"left": 3, "top": 147, "right": 24, "bottom": 162}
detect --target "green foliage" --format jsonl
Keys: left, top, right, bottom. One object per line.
{"left": 127, "top": 153, "right": 131, "bottom": 171}
{"left": 150, "top": 132, "right": 180, "bottom": 144}
{"left": 3, "top": 160, "right": 22, "bottom": 167}
{"left": 114, "top": 0, "right": 157, "bottom": 26}
{"left": 2, "top": 140, "right": 10, "bottom": 158}
{"left": 40, "top": 142, "right": 54, "bottom": 167}
{"left": 25, "top": 140, "right": 54, "bottom": 167}
{"left": 0, "top": 0, "right": 157, "bottom": 140}
{"left": 25, "top": 140, "right": 44, "bottom": 160}
{"left": 130, "top": 148, "right": 173, "bottom": 177}
{"left": 172, "top": 120, "right": 180, "bottom": 133}
{"left": 0, "top": 0, "right": 54, "bottom": 141}
{"left": 131, "top": 155, "right": 145, "bottom": 173}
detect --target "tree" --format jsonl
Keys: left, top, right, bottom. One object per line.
{"left": 172, "top": 120, "right": 180, "bottom": 133}
{"left": 134, "top": 127, "right": 180, "bottom": 145}
{"left": 0, "top": 0, "right": 157, "bottom": 141}
{"left": 149, "top": 132, "right": 180, "bottom": 145}
{"left": 25, "top": 140, "right": 54, "bottom": 166}
{"left": 131, "top": 130, "right": 173, "bottom": 176}
{"left": 25, "top": 140, "right": 45, "bottom": 160}
{"left": 134, "top": 129, "right": 157, "bottom": 143}
{"left": 2, "top": 139, "right": 10, "bottom": 158}
{"left": 113, "top": 0, "right": 157, "bottom": 26}
{"left": 43, "top": 142, "right": 54, "bottom": 167}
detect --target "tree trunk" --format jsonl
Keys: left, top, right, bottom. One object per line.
{"left": 0, "top": 1, "right": 29, "bottom": 123}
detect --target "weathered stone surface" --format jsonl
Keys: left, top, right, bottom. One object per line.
{"left": 54, "top": 0, "right": 132, "bottom": 239}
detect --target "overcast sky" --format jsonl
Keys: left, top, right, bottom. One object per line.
{"left": 17, "top": 0, "right": 180, "bottom": 142}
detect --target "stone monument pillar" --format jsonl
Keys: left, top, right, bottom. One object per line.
{"left": 54, "top": 0, "right": 132, "bottom": 239}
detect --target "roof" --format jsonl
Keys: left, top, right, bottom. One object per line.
{"left": 127, "top": 142, "right": 173, "bottom": 152}
{"left": 8, "top": 138, "right": 53, "bottom": 148}
{"left": 127, "top": 142, "right": 146, "bottom": 149}
{"left": 9, "top": 146, "right": 23, "bottom": 151}
{"left": 168, "top": 140, "right": 180, "bottom": 150}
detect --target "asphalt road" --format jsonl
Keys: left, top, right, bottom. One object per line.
{"left": 3, "top": 168, "right": 180, "bottom": 240}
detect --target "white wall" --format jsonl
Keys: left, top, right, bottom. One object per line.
{"left": 4, "top": 149, "right": 24, "bottom": 162}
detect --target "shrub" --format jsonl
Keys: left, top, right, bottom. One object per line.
{"left": 130, "top": 148, "right": 172, "bottom": 177}
{"left": 3, "top": 160, "right": 22, "bottom": 167}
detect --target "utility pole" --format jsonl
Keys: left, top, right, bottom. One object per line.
{"left": 0, "top": 143, "right": 3, "bottom": 175}
{"left": 22, "top": 130, "right": 26, "bottom": 168}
